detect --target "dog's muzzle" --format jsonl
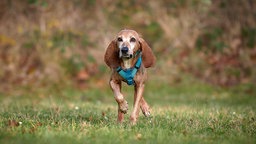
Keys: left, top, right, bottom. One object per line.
{"left": 121, "top": 47, "right": 129, "bottom": 54}
{"left": 121, "top": 47, "right": 133, "bottom": 58}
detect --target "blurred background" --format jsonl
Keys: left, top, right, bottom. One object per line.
{"left": 0, "top": 0, "right": 255, "bottom": 96}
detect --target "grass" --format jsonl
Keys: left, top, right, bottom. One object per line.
{"left": 0, "top": 74, "right": 255, "bottom": 144}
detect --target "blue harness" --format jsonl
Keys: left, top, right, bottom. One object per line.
{"left": 116, "top": 52, "right": 142, "bottom": 85}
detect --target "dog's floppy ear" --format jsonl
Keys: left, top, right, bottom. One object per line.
{"left": 104, "top": 40, "right": 120, "bottom": 68}
{"left": 139, "top": 38, "right": 156, "bottom": 68}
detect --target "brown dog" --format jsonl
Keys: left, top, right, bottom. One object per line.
{"left": 104, "top": 29, "right": 156, "bottom": 124}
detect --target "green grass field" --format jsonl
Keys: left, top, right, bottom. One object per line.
{"left": 0, "top": 75, "right": 255, "bottom": 144}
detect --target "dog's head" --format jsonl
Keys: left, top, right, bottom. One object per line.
{"left": 104, "top": 29, "right": 156, "bottom": 68}
{"left": 116, "top": 30, "right": 140, "bottom": 59}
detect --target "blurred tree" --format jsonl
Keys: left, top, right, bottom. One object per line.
{"left": 0, "top": 0, "right": 255, "bottom": 94}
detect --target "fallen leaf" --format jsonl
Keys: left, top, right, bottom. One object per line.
{"left": 102, "top": 111, "right": 106, "bottom": 117}
{"left": 135, "top": 133, "right": 142, "bottom": 140}
{"left": 89, "top": 116, "right": 93, "bottom": 121}
{"left": 8, "top": 120, "right": 19, "bottom": 127}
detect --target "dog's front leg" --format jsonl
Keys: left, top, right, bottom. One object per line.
{"left": 110, "top": 80, "right": 128, "bottom": 123}
{"left": 130, "top": 83, "right": 144, "bottom": 125}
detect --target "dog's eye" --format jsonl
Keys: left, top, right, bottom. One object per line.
{"left": 117, "top": 37, "right": 123, "bottom": 42}
{"left": 130, "top": 37, "right": 136, "bottom": 42}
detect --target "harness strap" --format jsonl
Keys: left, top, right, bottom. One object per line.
{"left": 116, "top": 51, "right": 142, "bottom": 85}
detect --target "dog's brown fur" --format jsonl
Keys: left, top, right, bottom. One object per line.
{"left": 104, "top": 29, "right": 156, "bottom": 124}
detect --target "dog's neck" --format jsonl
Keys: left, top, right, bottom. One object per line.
{"left": 121, "top": 58, "right": 133, "bottom": 69}
{"left": 120, "top": 51, "right": 141, "bottom": 69}
{"left": 121, "top": 56, "right": 139, "bottom": 69}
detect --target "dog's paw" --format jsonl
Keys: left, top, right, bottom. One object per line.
{"left": 130, "top": 115, "right": 137, "bottom": 125}
{"left": 142, "top": 111, "right": 151, "bottom": 117}
{"left": 143, "top": 111, "right": 151, "bottom": 117}
{"left": 141, "top": 105, "right": 151, "bottom": 117}
{"left": 119, "top": 100, "right": 128, "bottom": 114}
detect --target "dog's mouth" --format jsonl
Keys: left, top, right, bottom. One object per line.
{"left": 121, "top": 54, "right": 133, "bottom": 59}
{"left": 120, "top": 46, "right": 133, "bottom": 59}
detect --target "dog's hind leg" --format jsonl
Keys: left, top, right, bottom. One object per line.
{"left": 140, "top": 97, "right": 151, "bottom": 117}
{"left": 130, "top": 83, "right": 145, "bottom": 125}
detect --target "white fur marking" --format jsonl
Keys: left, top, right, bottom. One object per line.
{"left": 118, "top": 36, "right": 136, "bottom": 57}
{"left": 123, "top": 58, "right": 132, "bottom": 69}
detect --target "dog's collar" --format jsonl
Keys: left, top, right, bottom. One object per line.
{"left": 116, "top": 51, "right": 142, "bottom": 85}
{"left": 133, "top": 50, "right": 141, "bottom": 58}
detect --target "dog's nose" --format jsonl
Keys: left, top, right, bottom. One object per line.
{"left": 121, "top": 47, "right": 129, "bottom": 53}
